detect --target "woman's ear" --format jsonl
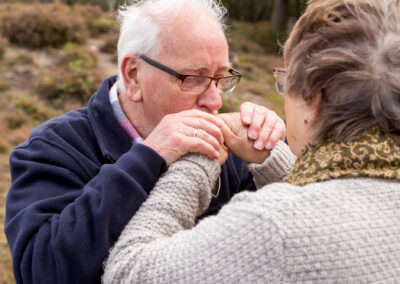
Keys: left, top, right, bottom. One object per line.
{"left": 306, "top": 90, "right": 323, "bottom": 125}
{"left": 121, "top": 54, "right": 143, "bottom": 102}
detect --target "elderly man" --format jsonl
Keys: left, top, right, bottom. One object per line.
{"left": 5, "top": 0, "right": 285, "bottom": 283}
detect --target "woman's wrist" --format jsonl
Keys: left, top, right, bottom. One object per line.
{"left": 249, "top": 141, "right": 296, "bottom": 186}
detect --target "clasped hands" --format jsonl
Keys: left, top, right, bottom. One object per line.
{"left": 143, "top": 102, "right": 286, "bottom": 166}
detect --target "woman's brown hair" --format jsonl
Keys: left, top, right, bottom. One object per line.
{"left": 284, "top": 0, "right": 400, "bottom": 142}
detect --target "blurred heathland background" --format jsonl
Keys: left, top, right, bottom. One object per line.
{"left": 0, "top": 0, "right": 305, "bottom": 282}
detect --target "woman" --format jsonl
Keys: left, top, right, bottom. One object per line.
{"left": 103, "top": 0, "right": 400, "bottom": 282}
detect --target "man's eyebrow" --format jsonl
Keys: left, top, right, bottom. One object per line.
{"left": 180, "top": 63, "right": 232, "bottom": 73}
{"left": 218, "top": 63, "right": 232, "bottom": 70}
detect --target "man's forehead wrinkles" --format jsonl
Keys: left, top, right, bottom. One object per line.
{"left": 185, "top": 64, "right": 209, "bottom": 71}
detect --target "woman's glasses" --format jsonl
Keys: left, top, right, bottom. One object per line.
{"left": 273, "top": 68, "right": 286, "bottom": 96}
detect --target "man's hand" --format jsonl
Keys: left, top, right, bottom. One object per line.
{"left": 239, "top": 102, "right": 286, "bottom": 150}
{"left": 143, "top": 110, "right": 224, "bottom": 166}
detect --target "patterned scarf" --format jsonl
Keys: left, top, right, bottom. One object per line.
{"left": 285, "top": 127, "right": 400, "bottom": 186}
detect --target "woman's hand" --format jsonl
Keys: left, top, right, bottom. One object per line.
{"left": 239, "top": 102, "right": 286, "bottom": 150}
{"left": 217, "top": 143, "right": 229, "bottom": 165}
{"left": 218, "top": 112, "right": 270, "bottom": 164}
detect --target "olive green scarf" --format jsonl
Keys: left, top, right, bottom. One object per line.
{"left": 285, "top": 127, "right": 400, "bottom": 186}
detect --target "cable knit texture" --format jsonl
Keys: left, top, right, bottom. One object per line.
{"left": 249, "top": 140, "right": 297, "bottom": 188}
{"left": 103, "top": 142, "right": 400, "bottom": 283}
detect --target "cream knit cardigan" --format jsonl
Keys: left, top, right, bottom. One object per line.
{"left": 102, "top": 141, "right": 400, "bottom": 283}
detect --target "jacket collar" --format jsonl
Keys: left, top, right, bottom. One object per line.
{"left": 87, "top": 76, "right": 133, "bottom": 162}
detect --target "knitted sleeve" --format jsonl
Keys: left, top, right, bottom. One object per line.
{"left": 249, "top": 140, "right": 296, "bottom": 188}
{"left": 102, "top": 154, "right": 285, "bottom": 283}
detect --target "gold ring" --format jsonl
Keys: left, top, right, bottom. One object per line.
{"left": 193, "top": 128, "right": 198, "bottom": 138}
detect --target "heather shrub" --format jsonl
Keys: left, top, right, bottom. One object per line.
{"left": 7, "top": 53, "right": 35, "bottom": 67}
{"left": 6, "top": 113, "right": 27, "bottom": 130}
{"left": 100, "top": 32, "right": 118, "bottom": 54}
{"left": 0, "top": 136, "right": 8, "bottom": 153}
{"left": 72, "top": 4, "right": 103, "bottom": 20}
{"left": 8, "top": 124, "right": 34, "bottom": 146}
{"left": 36, "top": 43, "right": 102, "bottom": 107}
{"left": 1, "top": 3, "right": 88, "bottom": 48}
{"left": 37, "top": 67, "right": 102, "bottom": 107}
{"left": 0, "top": 80, "right": 10, "bottom": 92}
{"left": 0, "top": 3, "right": 10, "bottom": 27}
{"left": 0, "top": 144, "right": 7, "bottom": 154}
{"left": 0, "top": 37, "right": 7, "bottom": 61}
{"left": 73, "top": 5, "right": 117, "bottom": 36}
{"left": 60, "top": 42, "right": 98, "bottom": 68}
{"left": 94, "top": 17, "right": 118, "bottom": 34}
{"left": 14, "top": 95, "right": 54, "bottom": 122}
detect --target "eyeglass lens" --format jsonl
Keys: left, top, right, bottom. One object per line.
{"left": 181, "top": 75, "right": 239, "bottom": 95}
{"left": 274, "top": 71, "right": 286, "bottom": 95}
{"left": 219, "top": 76, "right": 240, "bottom": 92}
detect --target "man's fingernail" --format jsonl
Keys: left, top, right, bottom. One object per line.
{"left": 266, "top": 142, "right": 272, "bottom": 150}
{"left": 254, "top": 141, "right": 264, "bottom": 150}
{"left": 243, "top": 115, "right": 251, "bottom": 124}
{"left": 249, "top": 129, "right": 258, "bottom": 139}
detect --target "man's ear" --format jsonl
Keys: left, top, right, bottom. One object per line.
{"left": 121, "top": 54, "right": 142, "bottom": 102}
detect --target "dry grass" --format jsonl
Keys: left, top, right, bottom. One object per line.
{"left": 0, "top": 37, "right": 7, "bottom": 61}
{"left": 0, "top": 152, "right": 14, "bottom": 284}
{"left": 0, "top": 108, "right": 16, "bottom": 283}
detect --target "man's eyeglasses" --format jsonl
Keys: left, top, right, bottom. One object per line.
{"left": 273, "top": 68, "right": 286, "bottom": 96}
{"left": 140, "top": 55, "right": 241, "bottom": 96}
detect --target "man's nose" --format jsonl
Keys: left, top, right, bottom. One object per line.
{"left": 196, "top": 81, "right": 223, "bottom": 112}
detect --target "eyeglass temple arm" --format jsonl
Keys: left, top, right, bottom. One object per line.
{"left": 139, "top": 55, "right": 185, "bottom": 80}
{"left": 141, "top": 55, "right": 241, "bottom": 82}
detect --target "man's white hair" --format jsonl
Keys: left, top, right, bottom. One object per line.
{"left": 116, "top": 0, "right": 228, "bottom": 92}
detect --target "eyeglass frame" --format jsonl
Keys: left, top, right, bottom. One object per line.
{"left": 273, "top": 68, "right": 286, "bottom": 96}
{"left": 273, "top": 68, "right": 328, "bottom": 99}
{"left": 139, "top": 55, "right": 241, "bottom": 95}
